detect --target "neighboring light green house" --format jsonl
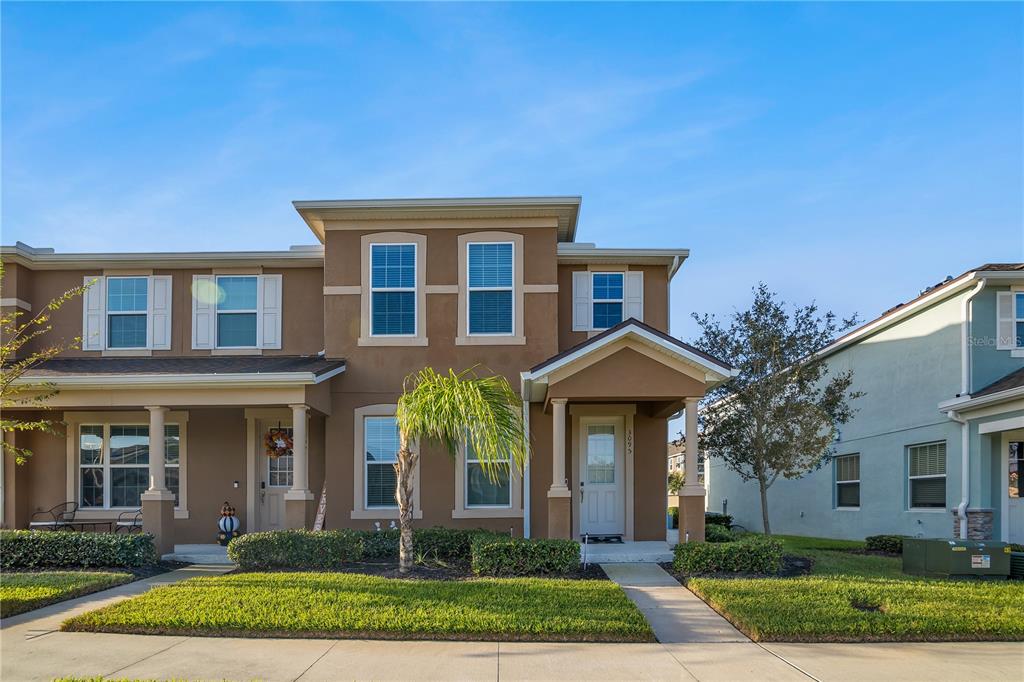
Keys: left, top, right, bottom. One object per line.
{"left": 706, "top": 264, "right": 1024, "bottom": 543}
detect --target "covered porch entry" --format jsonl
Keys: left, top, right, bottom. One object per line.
{"left": 521, "top": 319, "right": 736, "bottom": 545}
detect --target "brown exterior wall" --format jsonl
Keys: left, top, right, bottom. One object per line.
{"left": 548, "top": 347, "right": 707, "bottom": 402}
{"left": 557, "top": 264, "right": 670, "bottom": 352}
{"left": 176, "top": 408, "right": 247, "bottom": 543}
{"left": 633, "top": 411, "right": 670, "bottom": 541}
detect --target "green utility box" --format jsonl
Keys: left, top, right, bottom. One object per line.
{"left": 903, "top": 538, "right": 1011, "bottom": 579}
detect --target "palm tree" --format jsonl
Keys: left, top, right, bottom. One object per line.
{"left": 395, "top": 367, "right": 526, "bottom": 572}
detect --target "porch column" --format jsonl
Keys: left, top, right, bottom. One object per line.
{"left": 284, "top": 404, "right": 314, "bottom": 529}
{"left": 679, "top": 397, "right": 706, "bottom": 542}
{"left": 141, "top": 406, "right": 175, "bottom": 555}
{"left": 547, "top": 398, "right": 571, "bottom": 539}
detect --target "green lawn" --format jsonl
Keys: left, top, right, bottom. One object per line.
{"left": 688, "top": 535, "right": 1024, "bottom": 642}
{"left": 63, "top": 572, "right": 654, "bottom": 642}
{"left": 1, "top": 571, "right": 132, "bottom": 618}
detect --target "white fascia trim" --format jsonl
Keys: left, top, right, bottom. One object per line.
{"left": 0, "top": 244, "right": 324, "bottom": 270}
{"left": 13, "top": 368, "right": 344, "bottom": 390}
{"left": 816, "top": 270, "right": 1023, "bottom": 362}
{"left": 522, "top": 324, "right": 737, "bottom": 383}
{"left": 293, "top": 196, "right": 583, "bottom": 211}
{"left": 937, "top": 385, "right": 1024, "bottom": 413}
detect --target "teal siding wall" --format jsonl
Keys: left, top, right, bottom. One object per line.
{"left": 971, "top": 286, "right": 1022, "bottom": 392}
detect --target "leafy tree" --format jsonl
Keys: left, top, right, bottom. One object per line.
{"left": 0, "top": 263, "right": 91, "bottom": 463}
{"left": 691, "top": 284, "right": 862, "bottom": 535}
{"left": 668, "top": 470, "right": 685, "bottom": 495}
{"left": 395, "top": 367, "right": 526, "bottom": 572}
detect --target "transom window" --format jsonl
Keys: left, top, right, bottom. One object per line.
{"left": 106, "top": 277, "right": 148, "bottom": 349}
{"left": 467, "top": 242, "right": 513, "bottom": 335}
{"left": 79, "top": 423, "right": 180, "bottom": 509}
{"left": 216, "top": 276, "right": 258, "bottom": 348}
{"left": 592, "top": 273, "right": 624, "bottom": 329}
{"left": 370, "top": 244, "right": 416, "bottom": 336}
{"left": 835, "top": 454, "right": 860, "bottom": 508}
{"left": 465, "top": 441, "right": 511, "bottom": 508}
{"left": 364, "top": 416, "right": 400, "bottom": 508}
{"left": 908, "top": 441, "right": 946, "bottom": 509}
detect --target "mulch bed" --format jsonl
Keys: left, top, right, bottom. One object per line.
{"left": 658, "top": 554, "right": 813, "bottom": 583}
{"left": 241, "top": 560, "right": 609, "bottom": 581}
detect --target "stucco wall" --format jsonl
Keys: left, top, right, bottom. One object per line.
{"left": 971, "top": 286, "right": 1023, "bottom": 391}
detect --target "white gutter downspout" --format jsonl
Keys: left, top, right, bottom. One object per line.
{"left": 951, "top": 278, "right": 987, "bottom": 539}
{"left": 522, "top": 397, "right": 531, "bottom": 539}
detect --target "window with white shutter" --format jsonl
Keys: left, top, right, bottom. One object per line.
{"left": 82, "top": 275, "right": 171, "bottom": 351}
{"left": 571, "top": 269, "right": 644, "bottom": 331}
{"left": 191, "top": 274, "right": 282, "bottom": 351}
{"left": 996, "top": 290, "right": 1024, "bottom": 350}
{"left": 907, "top": 441, "right": 946, "bottom": 509}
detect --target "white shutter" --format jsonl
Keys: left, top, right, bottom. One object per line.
{"left": 81, "top": 275, "right": 105, "bottom": 351}
{"left": 148, "top": 275, "right": 172, "bottom": 350}
{"left": 624, "top": 271, "right": 644, "bottom": 322}
{"left": 191, "top": 275, "right": 215, "bottom": 350}
{"left": 997, "top": 291, "right": 1015, "bottom": 350}
{"left": 259, "top": 274, "right": 283, "bottom": 349}
{"left": 572, "top": 271, "right": 592, "bottom": 331}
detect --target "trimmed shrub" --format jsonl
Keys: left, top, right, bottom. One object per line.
{"left": 865, "top": 534, "right": 905, "bottom": 554}
{"left": 356, "top": 527, "right": 479, "bottom": 562}
{"left": 471, "top": 534, "right": 580, "bottom": 576}
{"left": 0, "top": 530, "right": 157, "bottom": 569}
{"left": 673, "top": 536, "right": 783, "bottom": 574}
{"left": 704, "top": 523, "right": 735, "bottom": 543}
{"left": 705, "top": 512, "right": 733, "bottom": 528}
{"left": 228, "top": 529, "right": 362, "bottom": 570}
{"left": 669, "top": 506, "right": 679, "bottom": 529}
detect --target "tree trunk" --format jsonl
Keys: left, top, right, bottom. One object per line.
{"left": 396, "top": 434, "right": 418, "bottom": 573}
{"left": 757, "top": 471, "right": 771, "bottom": 535}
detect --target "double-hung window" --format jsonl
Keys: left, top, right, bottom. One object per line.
{"left": 106, "top": 277, "right": 149, "bottom": 349}
{"left": 591, "top": 273, "right": 624, "bottom": 329}
{"left": 996, "top": 290, "right": 1024, "bottom": 350}
{"left": 467, "top": 242, "right": 513, "bottom": 335}
{"left": 370, "top": 244, "right": 416, "bottom": 336}
{"left": 465, "top": 441, "right": 511, "bottom": 508}
{"left": 908, "top": 441, "right": 946, "bottom": 509}
{"left": 78, "top": 423, "right": 181, "bottom": 509}
{"left": 364, "top": 416, "right": 400, "bottom": 508}
{"left": 216, "top": 276, "right": 258, "bottom": 348}
{"left": 834, "top": 454, "right": 860, "bottom": 508}
{"left": 1016, "top": 293, "right": 1024, "bottom": 348}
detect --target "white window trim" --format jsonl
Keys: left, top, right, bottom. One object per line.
{"left": 591, "top": 271, "right": 624, "bottom": 330}
{"left": 907, "top": 441, "right": 947, "bottom": 512}
{"left": 351, "top": 404, "right": 421, "bottom": 519}
{"left": 466, "top": 240, "right": 516, "bottom": 335}
{"left": 457, "top": 232, "right": 525, "bottom": 346}
{"left": 266, "top": 426, "right": 294, "bottom": 488}
{"left": 105, "top": 276, "right": 149, "bottom": 350}
{"left": 215, "top": 275, "right": 259, "bottom": 349}
{"left": 64, "top": 411, "right": 189, "bottom": 519}
{"left": 1014, "top": 292, "right": 1024, "bottom": 349}
{"left": 834, "top": 454, "right": 860, "bottom": 510}
{"left": 453, "top": 441, "right": 522, "bottom": 518}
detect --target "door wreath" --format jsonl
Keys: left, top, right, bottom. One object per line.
{"left": 265, "top": 428, "right": 293, "bottom": 459}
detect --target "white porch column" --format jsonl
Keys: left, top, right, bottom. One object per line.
{"left": 288, "top": 404, "right": 310, "bottom": 494}
{"left": 145, "top": 406, "right": 169, "bottom": 492}
{"left": 549, "top": 399, "right": 569, "bottom": 492}
{"left": 681, "top": 397, "right": 704, "bottom": 495}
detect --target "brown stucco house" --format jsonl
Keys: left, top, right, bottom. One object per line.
{"left": 1, "top": 197, "right": 734, "bottom": 554}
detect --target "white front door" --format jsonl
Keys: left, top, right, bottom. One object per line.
{"left": 258, "top": 423, "right": 292, "bottom": 531}
{"left": 1006, "top": 432, "right": 1024, "bottom": 544}
{"left": 580, "top": 417, "right": 625, "bottom": 537}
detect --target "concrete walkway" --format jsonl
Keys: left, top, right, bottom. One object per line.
{"left": 162, "top": 543, "right": 233, "bottom": 565}
{"left": 601, "top": 562, "right": 746, "bottom": 643}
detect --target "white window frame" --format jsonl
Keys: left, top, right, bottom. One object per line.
{"left": 907, "top": 441, "right": 947, "bottom": 511}
{"left": 834, "top": 453, "right": 860, "bottom": 510}
{"left": 1015, "top": 292, "right": 1024, "bottom": 348}
{"left": 369, "top": 242, "right": 418, "bottom": 338}
{"left": 215, "top": 275, "right": 259, "bottom": 349}
{"left": 105, "top": 276, "right": 149, "bottom": 350}
{"left": 591, "top": 271, "right": 624, "bottom": 330}
{"left": 364, "top": 415, "right": 400, "bottom": 509}
{"left": 76, "top": 421, "right": 183, "bottom": 511}
{"left": 466, "top": 241, "right": 514, "bottom": 337}
{"left": 464, "top": 441, "right": 513, "bottom": 509}
{"left": 266, "top": 426, "right": 294, "bottom": 488}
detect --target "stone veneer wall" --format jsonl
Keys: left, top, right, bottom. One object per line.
{"left": 951, "top": 509, "right": 994, "bottom": 540}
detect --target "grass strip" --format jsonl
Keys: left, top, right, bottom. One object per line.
{"left": 1, "top": 571, "right": 132, "bottom": 618}
{"left": 62, "top": 572, "right": 654, "bottom": 642}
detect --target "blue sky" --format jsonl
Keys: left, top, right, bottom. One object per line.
{"left": 2, "top": 2, "right": 1022, "bottom": 344}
